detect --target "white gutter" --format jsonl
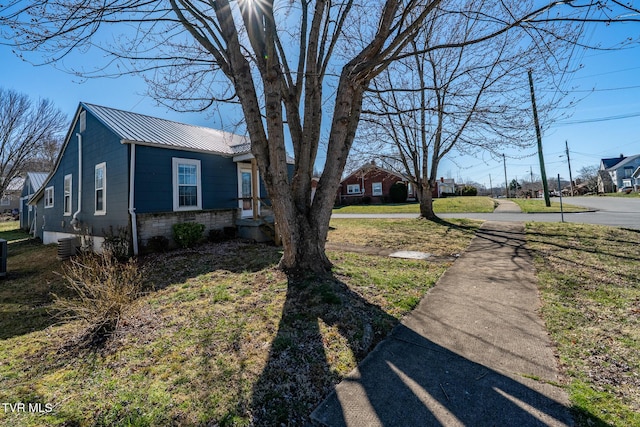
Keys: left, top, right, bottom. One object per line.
{"left": 128, "top": 143, "right": 139, "bottom": 255}
{"left": 70, "top": 133, "right": 83, "bottom": 230}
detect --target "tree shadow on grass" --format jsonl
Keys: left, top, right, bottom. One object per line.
{"left": 0, "top": 239, "right": 69, "bottom": 340}
{"left": 247, "top": 223, "right": 614, "bottom": 426}
{"left": 248, "top": 273, "right": 398, "bottom": 425}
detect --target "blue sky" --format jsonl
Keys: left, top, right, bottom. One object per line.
{"left": 442, "top": 22, "right": 640, "bottom": 188}
{"left": 1, "top": 20, "right": 639, "bottom": 189}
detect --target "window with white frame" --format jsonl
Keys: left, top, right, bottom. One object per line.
{"left": 172, "top": 158, "right": 202, "bottom": 211}
{"left": 95, "top": 163, "right": 106, "bottom": 214}
{"left": 347, "top": 184, "right": 360, "bottom": 194}
{"left": 79, "top": 110, "right": 86, "bottom": 132}
{"left": 0, "top": 196, "right": 9, "bottom": 206}
{"left": 372, "top": 182, "right": 383, "bottom": 196}
{"left": 44, "top": 186, "right": 54, "bottom": 208}
{"left": 64, "top": 174, "right": 72, "bottom": 215}
{"left": 624, "top": 166, "right": 634, "bottom": 179}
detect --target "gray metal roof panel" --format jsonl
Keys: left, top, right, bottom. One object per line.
{"left": 82, "top": 103, "right": 251, "bottom": 156}
{"left": 26, "top": 172, "right": 49, "bottom": 192}
{"left": 6, "top": 177, "right": 25, "bottom": 192}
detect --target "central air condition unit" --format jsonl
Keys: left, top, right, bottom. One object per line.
{"left": 57, "top": 237, "right": 80, "bottom": 260}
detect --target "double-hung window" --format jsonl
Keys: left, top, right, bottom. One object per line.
{"left": 372, "top": 182, "right": 383, "bottom": 196}
{"left": 44, "top": 186, "right": 54, "bottom": 208}
{"left": 95, "top": 163, "right": 106, "bottom": 215}
{"left": 64, "top": 174, "right": 72, "bottom": 215}
{"left": 347, "top": 184, "right": 360, "bottom": 194}
{"left": 172, "top": 158, "right": 202, "bottom": 211}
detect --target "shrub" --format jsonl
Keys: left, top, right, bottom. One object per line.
{"left": 102, "top": 226, "right": 130, "bottom": 260}
{"left": 208, "top": 228, "right": 226, "bottom": 243}
{"left": 389, "top": 182, "right": 408, "bottom": 203}
{"left": 461, "top": 185, "right": 478, "bottom": 196}
{"left": 172, "top": 222, "right": 205, "bottom": 248}
{"left": 146, "top": 235, "right": 169, "bottom": 253}
{"left": 52, "top": 253, "right": 144, "bottom": 346}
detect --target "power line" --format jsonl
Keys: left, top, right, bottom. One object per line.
{"left": 542, "top": 84, "right": 640, "bottom": 93}
{"left": 554, "top": 111, "right": 640, "bottom": 125}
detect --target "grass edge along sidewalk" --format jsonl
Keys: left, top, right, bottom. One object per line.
{"left": 526, "top": 222, "right": 640, "bottom": 426}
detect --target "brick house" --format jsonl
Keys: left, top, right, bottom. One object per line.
{"left": 337, "top": 162, "right": 415, "bottom": 204}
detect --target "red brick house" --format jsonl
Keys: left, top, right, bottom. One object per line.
{"left": 337, "top": 162, "right": 415, "bottom": 204}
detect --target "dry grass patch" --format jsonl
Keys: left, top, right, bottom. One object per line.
{"left": 527, "top": 222, "right": 640, "bottom": 426}
{"left": 328, "top": 218, "right": 481, "bottom": 255}
{"left": 1, "top": 218, "right": 472, "bottom": 426}
{"left": 332, "top": 196, "right": 495, "bottom": 214}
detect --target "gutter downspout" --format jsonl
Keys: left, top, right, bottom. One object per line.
{"left": 70, "top": 133, "right": 83, "bottom": 230}
{"left": 128, "top": 143, "right": 139, "bottom": 256}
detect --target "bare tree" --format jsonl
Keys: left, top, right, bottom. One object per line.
{"left": 355, "top": 1, "right": 581, "bottom": 219}
{"left": 577, "top": 164, "right": 600, "bottom": 193}
{"left": 2, "top": 1, "right": 639, "bottom": 272}
{"left": 0, "top": 88, "right": 66, "bottom": 197}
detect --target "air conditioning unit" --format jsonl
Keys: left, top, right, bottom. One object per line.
{"left": 57, "top": 237, "right": 80, "bottom": 260}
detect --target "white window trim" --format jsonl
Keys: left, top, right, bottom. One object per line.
{"left": 172, "top": 158, "right": 202, "bottom": 211}
{"left": 63, "top": 174, "right": 72, "bottom": 216}
{"left": 347, "top": 184, "right": 360, "bottom": 194}
{"left": 95, "top": 162, "right": 107, "bottom": 215}
{"left": 44, "top": 186, "right": 54, "bottom": 209}
{"left": 0, "top": 196, "right": 9, "bottom": 206}
{"left": 372, "top": 182, "right": 383, "bottom": 196}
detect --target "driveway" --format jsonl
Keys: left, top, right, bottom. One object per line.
{"left": 332, "top": 197, "right": 640, "bottom": 230}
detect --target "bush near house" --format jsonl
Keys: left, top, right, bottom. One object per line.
{"left": 172, "top": 222, "right": 205, "bottom": 248}
{"left": 389, "top": 182, "right": 408, "bottom": 203}
{"left": 461, "top": 185, "right": 478, "bottom": 196}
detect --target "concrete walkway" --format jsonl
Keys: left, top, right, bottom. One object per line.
{"left": 493, "top": 199, "right": 523, "bottom": 213}
{"left": 312, "top": 221, "right": 573, "bottom": 426}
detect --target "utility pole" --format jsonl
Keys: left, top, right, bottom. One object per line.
{"left": 565, "top": 140, "right": 574, "bottom": 196}
{"left": 489, "top": 174, "right": 493, "bottom": 198}
{"left": 503, "top": 153, "right": 509, "bottom": 198}
{"left": 528, "top": 70, "right": 551, "bottom": 207}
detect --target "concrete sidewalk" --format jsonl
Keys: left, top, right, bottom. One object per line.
{"left": 312, "top": 221, "right": 573, "bottom": 426}
{"left": 493, "top": 199, "right": 523, "bottom": 212}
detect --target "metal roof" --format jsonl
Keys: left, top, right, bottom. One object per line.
{"left": 5, "top": 177, "right": 25, "bottom": 192}
{"left": 601, "top": 156, "right": 626, "bottom": 169}
{"left": 26, "top": 172, "right": 49, "bottom": 193}
{"left": 82, "top": 103, "right": 251, "bottom": 156}
{"left": 606, "top": 154, "right": 640, "bottom": 171}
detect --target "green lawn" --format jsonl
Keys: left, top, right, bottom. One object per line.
{"left": 509, "top": 198, "right": 589, "bottom": 213}
{"left": 1, "top": 220, "right": 637, "bottom": 426}
{"left": 0, "top": 219, "right": 475, "bottom": 426}
{"left": 333, "top": 196, "right": 496, "bottom": 214}
{"left": 527, "top": 222, "right": 640, "bottom": 426}
{"left": 598, "top": 192, "right": 640, "bottom": 198}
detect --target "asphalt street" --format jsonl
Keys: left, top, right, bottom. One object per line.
{"left": 331, "top": 196, "right": 640, "bottom": 230}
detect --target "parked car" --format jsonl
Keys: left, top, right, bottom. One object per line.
{"left": 619, "top": 186, "right": 634, "bottom": 194}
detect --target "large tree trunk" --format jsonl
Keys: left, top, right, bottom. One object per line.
{"left": 417, "top": 182, "right": 438, "bottom": 220}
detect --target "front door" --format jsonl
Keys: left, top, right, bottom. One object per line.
{"left": 238, "top": 164, "right": 258, "bottom": 218}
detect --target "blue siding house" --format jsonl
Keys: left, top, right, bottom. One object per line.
{"left": 30, "top": 103, "right": 274, "bottom": 254}
{"left": 598, "top": 154, "right": 640, "bottom": 193}
{"left": 20, "top": 172, "right": 48, "bottom": 231}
